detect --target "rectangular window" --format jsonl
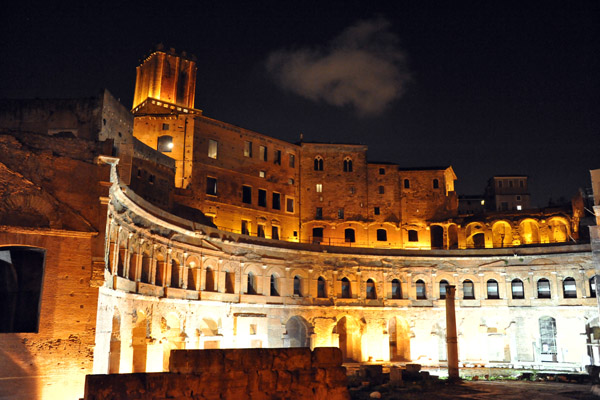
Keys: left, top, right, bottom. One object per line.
{"left": 376, "top": 229, "right": 387, "bottom": 241}
{"left": 408, "top": 230, "right": 418, "bottom": 242}
{"left": 288, "top": 178, "right": 294, "bottom": 185}
{"left": 316, "top": 207, "right": 322, "bottom": 219}
{"left": 520, "top": 180, "right": 524, "bottom": 188}
{"left": 509, "top": 180, "right": 514, "bottom": 188}
{"left": 272, "top": 226, "right": 280, "bottom": 240}
{"left": 259, "top": 145, "right": 267, "bottom": 161}
{"left": 374, "top": 207, "right": 380, "bottom": 215}
{"left": 162, "top": 123, "right": 169, "bottom": 130}
{"left": 259, "top": 170, "right": 265, "bottom": 178}
{"left": 272, "top": 192, "right": 281, "bottom": 210}
{"left": 316, "top": 183, "right": 323, "bottom": 193}
{"left": 244, "top": 141, "right": 252, "bottom": 157}
{"left": 378, "top": 185, "right": 385, "bottom": 194}
{"left": 257, "top": 224, "right": 265, "bottom": 238}
{"left": 274, "top": 150, "right": 281, "bottom": 165}
{"left": 241, "top": 220, "right": 250, "bottom": 235}
{"left": 289, "top": 154, "right": 295, "bottom": 168}
{"left": 258, "top": 189, "right": 267, "bottom": 207}
{"left": 379, "top": 168, "right": 385, "bottom": 175}
{"left": 286, "top": 197, "right": 294, "bottom": 213}
{"left": 350, "top": 187, "right": 355, "bottom": 194}
{"left": 206, "top": 177, "right": 217, "bottom": 196}
{"left": 242, "top": 185, "right": 252, "bottom": 204}
{"left": 208, "top": 139, "right": 218, "bottom": 159}
{"left": 338, "top": 208, "right": 344, "bottom": 219}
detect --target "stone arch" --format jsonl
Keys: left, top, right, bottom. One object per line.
{"left": 186, "top": 255, "right": 201, "bottom": 290}
{"left": 221, "top": 262, "right": 235, "bottom": 294}
{"left": 162, "top": 312, "right": 184, "bottom": 371}
{"left": 204, "top": 258, "right": 218, "bottom": 292}
{"left": 365, "top": 278, "right": 377, "bottom": 299}
{"left": 109, "top": 308, "right": 121, "bottom": 374}
{"left": 389, "top": 316, "right": 411, "bottom": 361}
{"left": 284, "top": 316, "right": 311, "bottom": 348}
{"left": 243, "top": 264, "right": 262, "bottom": 295}
{"left": 519, "top": 218, "right": 540, "bottom": 245}
{"left": 140, "top": 247, "right": 152, "bottom": 284}
{"left": 333, "top": 315, "right": 362, "bottom": 362}
{"left": 430, "top": 225, "right": 444, "bottom": 249}
{"left": 170, "top": 257, "right": 181, "bottom": 288}
{"left": 132, "top": 310, "right": 148, "bottom": 373}
{"left": 465, "top": 222, "right": 486, "bottom": 248}
{"left": 547, "top": 217, "right": 570, "bottom": 243}
{"left": 448, "top": 224, "right": 459, "bottom": 249}
{"left": 492, "top": 221, "right": 512, "bottom": 248}
{"left": 154, "top": 246, "right": 167, "bottom": 286}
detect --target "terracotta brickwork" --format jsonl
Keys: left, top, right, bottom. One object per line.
{"left": 84, "top": 348, "right": 349, "bottom": 400}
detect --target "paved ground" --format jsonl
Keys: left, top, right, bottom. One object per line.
{"left": 350, "top": 381, "right": 599, "bottom": 399}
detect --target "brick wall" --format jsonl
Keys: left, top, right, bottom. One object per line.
{"left": 84, "top": 347, "right": 349, "bottom": 400}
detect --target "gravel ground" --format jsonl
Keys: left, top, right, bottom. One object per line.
{"left": 349, "top": 380, "right": 598, "bottom": 400}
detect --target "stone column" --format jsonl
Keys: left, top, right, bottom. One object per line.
{"left": 445, "top": 285, "right": 459, "bottom": 380}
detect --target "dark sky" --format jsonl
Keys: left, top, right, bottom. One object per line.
{"left": 1, "top": 1, "right": 598, "bottom": 206}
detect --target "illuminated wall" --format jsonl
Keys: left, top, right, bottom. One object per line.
{"left": 96, "top": 166, "right": 598, "bottom": 378}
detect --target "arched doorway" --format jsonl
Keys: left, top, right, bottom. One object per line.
{"left": 132, "top": 311, "right": 147, "bottom": 372}
{"left": 448, "top": 225, "right": 458, "bottom": 249}
{"left": 109, "top": 310, "right": 121, "bottom": 373}
{"left": 389, "top": 317, "right": 411, "bottom": 361}
{"left": 285, "top": 316, "right": 310, "bottom": 348}
{"left": 334, "top": 316, "right": 361, "bottom": 362}
{"left": 430, "top": 225, "right": 444, "bottom": 249}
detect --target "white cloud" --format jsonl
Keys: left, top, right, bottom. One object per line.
{"left": 266, "top": 18, "right": 410, "bottom": 116}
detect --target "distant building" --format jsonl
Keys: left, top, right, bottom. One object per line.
{"left": 485, "top": 175, "right": 530, "bottom": 211}
{"left": 458, "top": 194, "right": 486, "bottom": 215}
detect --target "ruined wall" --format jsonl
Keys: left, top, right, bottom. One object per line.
{"left": 84, "top": 347, "right": 349, "bottom": 400}
{"left": 0, "top": 231, "right": 100, "bottom": 400}
{"left": 97, "top": 176, "right": 597, "bottom": 380}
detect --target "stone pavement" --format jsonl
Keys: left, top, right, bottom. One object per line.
{"left": 350, "top": 381, "right": 598, "bottom": 399}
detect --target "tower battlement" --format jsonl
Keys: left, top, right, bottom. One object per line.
{"left": 133, "top": 45, "right": 197, "bottom": 110}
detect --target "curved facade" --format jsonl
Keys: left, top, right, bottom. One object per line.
{"left": 95, "top": 162, "right": 597, "bottom": 375}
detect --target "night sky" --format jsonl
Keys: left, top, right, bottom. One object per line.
{"left": 1, "top": 1, "right": 598, "bottom": 206}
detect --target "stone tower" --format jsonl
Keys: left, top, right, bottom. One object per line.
{"left": 133, "top": 45, "right": 197, "bottom": 109}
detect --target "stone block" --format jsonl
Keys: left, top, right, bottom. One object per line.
{"left": 276, "top": 370, "right": 293, "bottom": 391}
{"left": 327, "top": 367, "right": 348, "bottom": 386}
{"left": 389, "top": 366, "right": 403, "bottom": 385}
{"left": 359, "top": 365, "right": 383, "bottom": 384}
{"left": 169, "top": 349, "right": 224, "bottom": 374}
{"left": 312, "top": 347, "right": 343, "bottom": 367}
{"left": 258, "top": 369, "right": 276, "bottom": 392}
{"left": 272, "top": 347, "right": 312, "bottom": 370}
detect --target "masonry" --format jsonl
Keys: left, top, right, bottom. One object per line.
{"left": 84, "top": 347, "right": 349, "bottom": 400}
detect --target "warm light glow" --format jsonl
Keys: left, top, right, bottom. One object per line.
{"left": 167, "top": 142, "right": 174, "bottom": 150}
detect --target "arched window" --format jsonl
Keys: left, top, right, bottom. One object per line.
{"left": 590, "top": 276, "right": 597, "bottom": 298}
{"left": 376, "top": 229, "right": 387, "bottom": 242}
{"left": 225, "top": 271, "right": 235, "bottom": 294}
{"left": 511, "top": 279, "right": 524, "bottom": 299}
{"left": 247, "top": 272, "right": 256, "bottom": 295}
{"left": 563, "top": 277, "right": 577, "bottom": 298}
{"left": 205, "top": 267, "right": 215, "bottom": 292}
{"left": 439, "top": 280, "right": 449, "bottom": 299}
{"left": 537, "top": 278, "right": 551, "bottom": 299}
{"left": 345, "top": 228, "right": 355, "bottom": 243}
{"left": 416, "top": 279, "right": 426, "bottom": 299}
{"left": 293, "top": 276, "right": 302, "bottom": 296}
{"left": 341, "top": 277, "right": 351, "bottom": 298}
{"left": 391, "top": 279, "right": 402, "bottom": 299}
{"left": 366, "top": 279, "right": 377, "bottom": 299}
{"left": 317, "top": 276, "right": 326, "bottom": 298}
{"left": 463, "top": 280, "right": 474, "bottom": 299}
{"left": 270, "top": 274, "right": 279, "bottom": 296}
{"left": 487, "top": 279, "right": 499, "bottom": 299}
{"left": 343, "top": 158, "right": 353, "bottom": 172}
{"left": 314, "top": 156, "right": 323, "bottom": 171}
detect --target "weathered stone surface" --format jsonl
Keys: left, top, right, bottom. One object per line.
{"left": 312, "top": 347, "right": 343, "bottom": 367}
